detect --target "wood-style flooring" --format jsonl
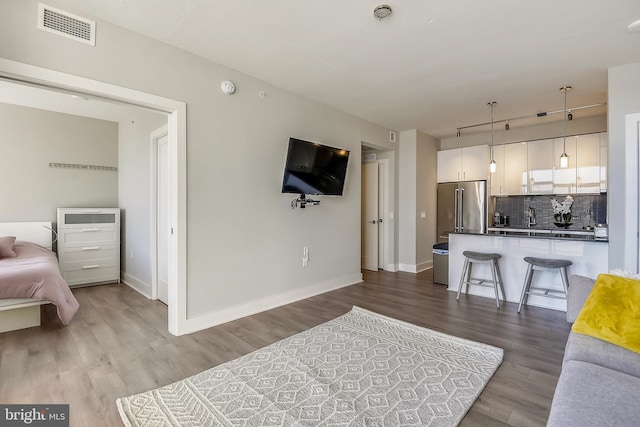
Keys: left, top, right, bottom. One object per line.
{"left": 0, "top": 269, "right": 571, "bottom": 426}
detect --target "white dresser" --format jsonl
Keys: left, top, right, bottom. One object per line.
{"left": 57, "top": 208, "right": 120, "bottom": 287}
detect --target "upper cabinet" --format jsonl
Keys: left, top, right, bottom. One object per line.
{"left": 437, "top": 145, "right": 488, "bottom": 183}
{"left": 599, "top": 132, "right": 608, "bottom": 192}
{"left": 552, "top": 136, "right": 577, "bottom": 194}
{"left": 490, "top": 144, "right": 505, "bottom": 195}
{"left": 503, "top": 142, "right": 528, "bottom": 195}
{"left": 528, "top": 139, "right": 554, "bottom": 194}
{"left": 575, "top": 133, "right": 601, "bottom": 194}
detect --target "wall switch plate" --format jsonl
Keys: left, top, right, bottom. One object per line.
{"left": 421, "top": 212, "right": 426, "bottom": 219}
{"left": 303, "top": 246, "right": 309, "bottom": 267}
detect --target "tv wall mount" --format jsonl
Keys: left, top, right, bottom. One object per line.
{"left": 291, "top": 194, "right": 320, "bottom": 209}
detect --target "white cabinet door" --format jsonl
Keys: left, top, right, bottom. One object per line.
{"left": 553, "top": 137, "right": 577, "bottom": 194}
{"left": 490, "top": 144, "right": 505, "bottom": 196}
{"left": 600, "top": 132, "right": 608, "bottom": 192}
{"left": 527, "top": 139, "right": 554, "bottom": 194}
{"left": 504, "top": 142, "right": 528, "bottom": 195}
{"left": 576, "top": 133, "right": 601, "bottom": 194}
{"left": 461, "top": 145, "right": 488, "bottom": 181}
{"left": 437, "top": 149, "right": 462, "bottom": 182}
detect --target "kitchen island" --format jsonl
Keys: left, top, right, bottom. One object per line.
{"left": 448, "top": 231, "right": 608, "bottom": 311}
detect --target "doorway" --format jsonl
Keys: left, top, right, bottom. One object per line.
{"left": 361, "top": 158, "right": 389, "bottom": 271}
{"left": 152, "top": 126, "right": 170, "bottom": 304}
{"left": 0, "top": 58, "right": 188, "bottom": 335}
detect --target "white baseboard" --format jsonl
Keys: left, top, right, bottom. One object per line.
{"left": 385, "top": 263, "right": 398, "bottom": 272}
{"left": 121, "top": 272, "right": 152, "bottom": 299}
{"left": 398, "top": 263, "right": 417, "bottom": 273}
{"left": 182, "top": 273, "right": 363, "bottom": 335}
{"left": 416, "top": 260, "right": 433, "bottom": 273}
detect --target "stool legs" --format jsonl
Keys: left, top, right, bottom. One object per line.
{"left": 457, "top": 257, "right": 505, "bottom": 308}
{"left": 518, "top": 263, "right": 534, "bottom": 313}
{"left": 560, "top": 266, "right": 570, "bottom": 296}
{"left": 457, "top": 257, "right": 471, "bottom": 301}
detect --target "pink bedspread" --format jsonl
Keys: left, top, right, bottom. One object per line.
{"left": 0, "top": 241, "right": 79, "bottom": 325}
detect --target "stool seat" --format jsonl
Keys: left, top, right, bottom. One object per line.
{"left": 518, "top": 256, "right": 572, "bottom": 313}
{"left": 457, "top": 251, "right": 506, "bottom": 308}
{"left": 463, "top": 251, "right": 501, "bottom": 261}
{"left": 524, "top": 257, "right": 572, "bottom": 269}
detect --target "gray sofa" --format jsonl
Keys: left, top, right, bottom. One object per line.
{"left": 547, "top": 275, "right": 640, "bottom": 426}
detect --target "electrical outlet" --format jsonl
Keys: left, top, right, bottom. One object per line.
{"left": 302, "top": 246, "right": 309, "bottom": 267}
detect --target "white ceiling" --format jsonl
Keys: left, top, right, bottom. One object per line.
{"left": 42, "top": 0, "right": 640, "bottom": 137}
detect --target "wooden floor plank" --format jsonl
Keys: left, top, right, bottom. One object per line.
{"left": 0, "top": 269, "right": 570, "bottom": 426}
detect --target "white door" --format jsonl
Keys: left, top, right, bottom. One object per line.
{"left": 362, "top": 162, "right": 379, "bottom": 271}
{"left": 157, "top": 134, "right": 170, "bottom": 304}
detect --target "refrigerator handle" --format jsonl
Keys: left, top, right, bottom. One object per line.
{"left": 459, "top": 188, "right": 464, "bottom": 231}
{"left": 454, "top": 188, "right": 459, "bottom": 231}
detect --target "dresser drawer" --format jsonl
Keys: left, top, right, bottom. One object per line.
{"left": 61, "top": 263, "right": 119, "bottom": 287}
{"left": 59, "top": 228, "right": 119, "bottom": 246}
{"left": 58, "top": 244, "right": 119, "bottom": 267}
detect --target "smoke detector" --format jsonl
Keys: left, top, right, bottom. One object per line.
{"left": 373, "top": 5, "right": 392, "bottom": 20}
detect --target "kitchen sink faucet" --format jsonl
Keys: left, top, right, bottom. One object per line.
{"left": 528, "top": 206, "right": 537, "bottom": 227}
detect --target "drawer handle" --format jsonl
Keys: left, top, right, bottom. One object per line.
{"left": 82, "top": 265, "right": 100, "bottom": 269}
{"left": 81, "top": 228, "right": 100, "bottom": 232}
{"left": 82, "top": 246, "right": 100, "bottom": 251}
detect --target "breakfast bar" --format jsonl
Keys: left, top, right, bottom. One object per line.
{"left": 448, "top": 231, "right": 608, "bottom": 311}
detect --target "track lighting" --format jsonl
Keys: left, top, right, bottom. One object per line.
{"left": 568, "top": 110, "right": 573, "bottom": 121}
{"left": 488, "top": 101, "right": 497, "bottom": 174}
{"left": 560, "top": 86, "right": 572, "bottom": 168}
{"left": 505, "top": 121, "right": 510, "bottom": 131}
{"left": 456, "top": 129, "right": 461, "bottom": 138}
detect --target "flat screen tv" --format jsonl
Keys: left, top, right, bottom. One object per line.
{"left": 281, "top": 137, "right": 350, "bottom": 196}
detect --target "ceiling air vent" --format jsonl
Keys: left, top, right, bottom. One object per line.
{"left": 37, "top": 3, "right": 96, "bottom": 46}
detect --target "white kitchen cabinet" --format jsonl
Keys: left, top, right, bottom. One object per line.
{"left": 527, "top": 139, "right": 554, "bottom": 194}
{"left": 57, "top": 208, "right": 120, "bottom": 287}
{"left": 437, "top": 145, "right": 488, "bottom": 183}
{"left": 504, "top": 142, "right": 528, "bottom": 195}
{"left": 575, "top": 133, "right": 601, "bottom": 194}
{"left": 490, "top": 144, "right": 505, "bottom": 196}
{"left": 553, "top": 136, "right": 577, "bottom": 194}
{"left": 600, "top": 132, "right": 608, "bottom": 192}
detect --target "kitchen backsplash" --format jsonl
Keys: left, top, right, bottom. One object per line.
{"left": 491, "top": 194, "right": 607, "bottom": 229}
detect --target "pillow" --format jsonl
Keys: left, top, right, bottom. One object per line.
{"left": 0, "top": 236, "right": 17, "bottom": 258}
{"left": 609, "top": 268, "right": 640, "bottom": 280}
{"left": 572, "top": 273, "right": 640, "bottom": 354}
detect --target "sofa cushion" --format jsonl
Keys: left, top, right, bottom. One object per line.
{"left": 572, "top": 273, "right": 640, "bottom": 354}
{"left": 566, "top": 275, "right": 595, "bottom": 323}
{"left": 564, "top": 331, "right": 640, "bottom": 378}
{"left": 547, "top": 360, "right": 640, "bottom": 427}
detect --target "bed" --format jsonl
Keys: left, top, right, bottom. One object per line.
{"left": 0, "top": 221, "right": 79, "bottom": 332}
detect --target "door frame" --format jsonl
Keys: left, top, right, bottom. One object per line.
{"left": 150, "top": 125, "right": 169, "bottom": 302}
{"left": 0, "top": 58, "right": 189, "bottom": 336}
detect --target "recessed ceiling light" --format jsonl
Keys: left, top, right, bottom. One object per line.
{"left": 628, "top": 19, "right": 640, "bottom": 32}
{"left": 373, "top": 5, "right": 392, "bottom": 20}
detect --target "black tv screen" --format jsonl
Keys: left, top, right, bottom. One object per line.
{"left": 281, "top": 138, "right": 350, "bottom": 196}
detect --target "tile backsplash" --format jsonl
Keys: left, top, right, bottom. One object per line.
{"left": 492, "top": 194, "right": 607, "bottom": 229}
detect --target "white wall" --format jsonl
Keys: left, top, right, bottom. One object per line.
{"left": 608, "top": 62, "right": 640, "bottom": 272}
{"left": 397, "top": 130, "right": 439, "bottom": 273}
{"left": 398, "top": 131, "right": 417, "bottom": 272}
{"left": 440, "top": 114, "right": 607, "bottom": 150}
{"left": 0, "top": 0, "right": 391, "bottom": 323}
{"left": 118, "top": 111, "right": 168, "bottom": 295}
{"left": 416, "top": 131, "right": 438, "bottom": 270}
{"left": 0, "top": 103, "right": 118, "bottom": 225}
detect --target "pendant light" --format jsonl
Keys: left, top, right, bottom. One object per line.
{"left": 488, "top": 101, "right": 497, "bottom": 174}
{"left": 559, "top": 86, "right": 572, "bottom": 168}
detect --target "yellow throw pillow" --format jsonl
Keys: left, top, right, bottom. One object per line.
{"left": 572, "top": 273, "right": 640, "bottom": 354}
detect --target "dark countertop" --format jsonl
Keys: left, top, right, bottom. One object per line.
{"left": 485, "top": 226, "right": 608, "bottom": 242}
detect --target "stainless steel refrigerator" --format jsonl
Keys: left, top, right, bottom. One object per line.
{"left": 437, "top": 180, "right": 487, "bottom": 241}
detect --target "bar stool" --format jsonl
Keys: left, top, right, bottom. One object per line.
{"left": 457, "top": 251, "right": 506, "bottom": 308}
{"left": 517, "top": 257, "right": 572, "bottom": 313}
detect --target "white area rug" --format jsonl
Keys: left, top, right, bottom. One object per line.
{"left": 117, "top": 306, "right": 503, "bottom": 426}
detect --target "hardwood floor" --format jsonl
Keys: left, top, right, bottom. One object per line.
{"left": 0, "top": 269, "right": 570, "bottom": 426}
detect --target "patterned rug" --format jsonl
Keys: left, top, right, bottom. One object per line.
{"left": 117, "top": 306, "right": 503, "bottom": 426}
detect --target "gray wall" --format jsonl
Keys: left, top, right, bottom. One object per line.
{"left": 118, "top": 111, "right": 168, "bottom": 294}
{"left": 416, "top": 131, "right": 438, "bottom": 269}
{"left": 0, "top": 0, "right": 392, "bottom": 320}
{"left": 0, "top": 103, "right": 118, "bottom": 225}
{"left": 608, "top": 62, "right": 640, "bottom": 272}
{"left": 398, "top": 131, "right": 417, "bottom": 271}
